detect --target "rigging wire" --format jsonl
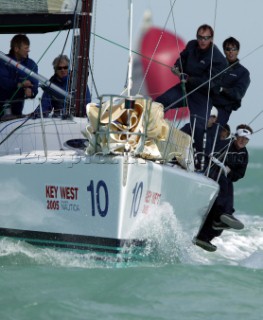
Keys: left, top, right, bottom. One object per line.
{"left": 248, "top": 109, "right": 263, "bottom": 126}
{"left": 66, "top": 0, "right": 81, "bottom": 114}
{"left": 126, "top": 0, "right": 134, "bottom": 97}
{"left": 0, "top": 19, "right": 77, "bottom": 146}
{"left": 137, "top": 0, "right": 177, "bottom": 95}
{"left": 0, "top": 19, "right": 71, "bottom": 119}
{"left": 87, "top": 26, "right": 263, "bottom": 140}
{"left": 161, "top": 0, "right": 189, "bottom": 162}
{"left": 169, "top": 0, "right": 188, "bottom": 127}
{"left": 205, "top": 0, "right": 218, "bottom": 125}
{"left": 253, "top": 127, "right": 263, "bottom": 134}
{"left": 200, "top": 0, "right": 218, "bottom": 171}
{"left": 60, "top": 28, "right": 71, "bottom": 114}
{"left": 91, "top": 14, "right": 263, "bottom": 114}
{"left": 247, "top": 109, "right": 263, "bottom": 135}
{"left": 91, "top": 31, "right": 171, "bottom": 69}
{"left": 92, "top": 29, "right": 263, "bottom": 87}
{"left": 88, "top": 56, "right": 100, "bottom": 99}
{"left": 90, "top": 0, "right": 98, "bottom": 100}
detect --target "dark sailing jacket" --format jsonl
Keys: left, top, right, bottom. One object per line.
{"left": 211, "top": 139, "right": 249, "bottom": 183}
{"left": 224, "top": 141, "right": 248, "bottom": 182}
{"left": 174, "top": 40, "right": 227, "bottom": 94}
{"left": 0, "top": 53, "right": 38, "bottom": 116}
{"left": 211, "top": 60, "right": 250, "bottom": 112}
{"left": 41, "top": 74, "right": 69, "bottom": 115}
{"left": 40, "top": 74, "right": 91, "bottom": 116}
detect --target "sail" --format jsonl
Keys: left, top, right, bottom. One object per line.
{"left": 0, "top": 0, "right": 82, "bottom": 33}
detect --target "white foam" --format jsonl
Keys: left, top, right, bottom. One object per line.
{"left": 0, "top": 238, "right": 111, "bottom": 268}
{"left": 124, "top": 202, "right": 213, "bottom": 265}
{"left": 1, "top": 211, "right": 262, "bottom": 269}
{"left": 208, "top": 213, "right": 263, "bottom": 266}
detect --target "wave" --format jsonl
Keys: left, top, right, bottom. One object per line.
{"left": 209, "top": 213, "right": 263, "bottom": 267}
{"left": 239, "top": 250, "right": 263, "bottom": 269}
{"left": 0, "top": 208, "right": 262, "bottom": 269}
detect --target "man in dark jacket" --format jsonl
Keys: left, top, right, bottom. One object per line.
{"left": 0, "top": 34, "right": 38, "bottom": 118}
{"left": 211, "top": 37, "right": 250, "bottom": 127}
{"left": 39, "top": 54, "right": 91, "bottom": 117}
{"left": 194, "top": 124, "right": 253, "bottom": 252}
{"left": 155, "top": 24, "right": 227, "bottom": 156}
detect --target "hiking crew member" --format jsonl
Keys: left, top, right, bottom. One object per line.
{"left": 195, "top": 124, "right": 253, "bottom": 252}
{"left": 211, "top": 37, "right": 250, "bottom": 127}
{"left": 156, "top": 24, "right": 227, "bottom": 157}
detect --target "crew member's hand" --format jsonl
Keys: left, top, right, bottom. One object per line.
{"left": 18, "top": 80, "right": 34, "bottom": 97}
{"left": 24, "top": 87, "right": 33, "bottom": 97}
{"left": 18, "top": 80, "right": 33, "bottom": 88}
{"left": 226, "top": 166, "right": 231, "bottom": 174}
{"left": 180, "top": 73, "right": 188, "bottom": 83}
{"left": 212, "top": 86, "right": 224, "bottom": 95}
{"left": 22, "top": 80, "right": 33, "bottom": 88}
{"left": 171, "top": 66, "right": 180, "bottom": 76}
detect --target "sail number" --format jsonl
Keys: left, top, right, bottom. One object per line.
{"left": 130, "top": 182, "right": 143, "bottom": 217}
{"left": 87, "top": 180, "right": 109, "bottom": 217}
{"left": 86, "top": 180, "right": 143, "bottom": 218}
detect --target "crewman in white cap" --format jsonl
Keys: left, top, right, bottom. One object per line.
{"left": 195, "top": 123, "right": 253, "bottom": 252}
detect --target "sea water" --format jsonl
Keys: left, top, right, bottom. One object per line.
{"left": 0, "top": 148, "right": 262, "bottom": 320}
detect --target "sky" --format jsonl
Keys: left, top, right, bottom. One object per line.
{"left": 0, "top": 0, "right": 263, "bottom": 147}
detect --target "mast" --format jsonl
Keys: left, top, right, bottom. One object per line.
{"left": 74, "top": 0, "right": 93, "bottom": 117}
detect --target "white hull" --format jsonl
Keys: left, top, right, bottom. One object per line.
{"left": 0, "top": 117, "right": 218, "bottom": 257}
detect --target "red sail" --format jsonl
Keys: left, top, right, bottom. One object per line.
{"left": 140, "top": 27, "right": 189, "bottom": 120}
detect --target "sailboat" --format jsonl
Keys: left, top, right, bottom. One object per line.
{"left": 0, "top": 0, "right": 219, "bottom": 261}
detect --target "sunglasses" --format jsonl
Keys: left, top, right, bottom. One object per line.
{"left": 225, "top": 47, "right": 238, "bottom": 52}
{"left": 57, "top": 66, "right": 68, "bottom": 70}
{"left": 197, "top": 35, "right": 212, "bottom": 41}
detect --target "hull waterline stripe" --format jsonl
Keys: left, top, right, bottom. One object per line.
{"left": 0, "top": 228, "right": 145, "bottom": 254}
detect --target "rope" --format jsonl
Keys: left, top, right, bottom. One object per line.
{"left": 0, "top": 114, "right": 33, "bottom": 146}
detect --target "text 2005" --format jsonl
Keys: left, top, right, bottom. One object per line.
{"left": 47, "top": 200, "right": 59, "bottom": 210}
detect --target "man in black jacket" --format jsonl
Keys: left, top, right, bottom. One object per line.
{"left": 194, "top": 124, "right": 253, "bottom": 252}
{"left": 155, "top": 24, "right": 227, "bottom": 156}
{"left": 212, "top": 37, "right": 250, "bottom": 127}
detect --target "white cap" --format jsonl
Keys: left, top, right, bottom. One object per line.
{"left": 210, "top": 106, "right": 218, "bottom": 118}
{"left": 235, "top": 128, "right": 252, "bottom": 140}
